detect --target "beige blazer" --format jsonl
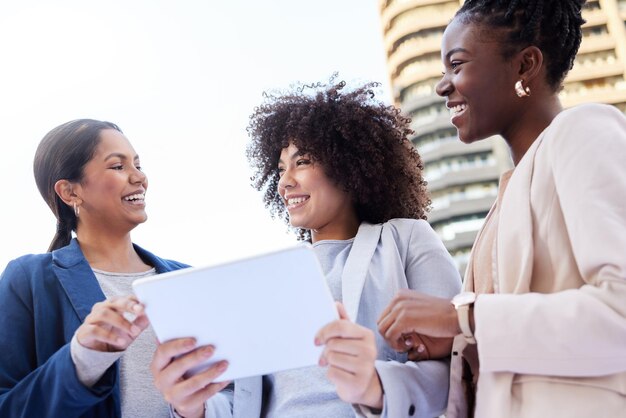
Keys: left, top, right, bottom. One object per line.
{"left": 448, "top": 103, "right": 626, "bottom": 418}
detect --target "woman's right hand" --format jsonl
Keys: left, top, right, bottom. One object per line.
{"left": 151, "top": 338, "right": 230, "bottom": 418}
{"left": 75, "top": 295, "right": 148, "bottom": 352}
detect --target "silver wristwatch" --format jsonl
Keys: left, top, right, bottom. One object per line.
{"left": 451, "top": 291, "right": 477, "bottom": 344}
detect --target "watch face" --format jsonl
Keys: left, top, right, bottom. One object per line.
{"left": 452, "top": 292, "right": 476, "bottom": 307}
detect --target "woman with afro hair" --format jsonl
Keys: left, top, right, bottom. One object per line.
{"left": 378, "top": 0, "right": 626, "bottom": 417}
{"left": 150, "top": 78, "right": 462, "bottom": 418}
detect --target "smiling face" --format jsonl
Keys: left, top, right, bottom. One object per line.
{"left": 435, "top": 17, "right": 521, "bottom": 144}
{"left": 73, "top": 129, "right": 148, "bottom": 235}
{"left": 277, "top": 143, "right": 358, "bottom": 242}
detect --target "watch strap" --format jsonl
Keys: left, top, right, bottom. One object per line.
{"left": 457, "top": 304, "right": 476, "bottom": 344}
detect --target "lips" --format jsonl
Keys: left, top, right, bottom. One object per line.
{"left": 123, "top": 192, "right": 145, "bottom": 206}
{"left": 446, "top": 101, "right": 467, "bottom": 126}
{"left": 285, "top": 195, "right": 309, "bottom": 211}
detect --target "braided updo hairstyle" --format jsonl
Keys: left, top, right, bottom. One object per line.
{"left": 246, "top": 78, "right": 430, "bottom": 240}
{"left": 456, "top": 0, "right": 586, "bottom": 89}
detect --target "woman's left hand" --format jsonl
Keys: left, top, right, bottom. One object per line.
{"left": 377, "top": 289, "right": 460, "bottom": 352}
{"left": 315, "top": 302, "right": 383, "bottom": 410}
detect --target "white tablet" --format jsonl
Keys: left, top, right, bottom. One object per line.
{"left": 132, "top": 244, "right": 337, "bottom": 382}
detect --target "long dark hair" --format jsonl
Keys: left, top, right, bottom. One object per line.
{"left": 33, "top": 119, "right": 122, "bottom": 251}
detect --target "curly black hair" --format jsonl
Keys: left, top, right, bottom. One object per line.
{"left": 457, "top": 0, "right": 586, "bottom": 90}
{"left": 246, "top": 78, "right": 430, "bottom": 240}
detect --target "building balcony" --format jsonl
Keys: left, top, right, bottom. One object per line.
{"left": 578, "top": 34, "right": 615, "bottom": 54}
{"left": 411, "top": 112, "right": 455, "bottom": 138}
{"left": 402, "top": 93, "right": 445, "bottom": 116}
{"left": 392, "top": 60, "right": 443, "bottom": 88}
{"left": 440, "top": 229, "right": 480, "bottom": 253}
{"left": 384, "top": 12, "right": 451, "bottom": 51}
{"left": 387, "top": 35, "right": 442, "bottom": 76}
{"left": 380, "top": 0, "right": 456, "bottom": 29}
{"left": 428, "top": 195, "right": 495, "bottom": 224}
{"left": 566, "top": 62, "right": 624, "bottom": 82}
{"left": 561, "top": 87, "right": 626, "bottom": 107}
{"left": 426, "top": 165, "right": 502, "bottom": 193}
{"left": 420, "top": 137, "right": 497, "bottom": 163}
{"left": 581, "top": 8, "right": 608, "bottom": 27}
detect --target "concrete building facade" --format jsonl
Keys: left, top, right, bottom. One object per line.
{"left": 379, "top": 0, "right": 626, "bottom": 272}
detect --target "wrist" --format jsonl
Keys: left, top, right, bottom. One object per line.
{"left": 173, "top": 405, "right": 204, "bottom": 418}
{"left": 361, "top": 371, "right": 384, "bottom": 410}
{"left": 451, "top": 292, "right": 477, "bottom": 344}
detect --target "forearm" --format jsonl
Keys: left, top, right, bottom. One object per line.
{"left": 475, "top": 284, "right": 626, "bottom": 376}
{"left": 70, "top": 334, "right": 123, "bottom": 387}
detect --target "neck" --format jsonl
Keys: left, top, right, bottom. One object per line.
{"left": 311, "top": 213, "right": 360, "bottom": 244}
{"left": 503, "top": 94, "right": 563, "bottom": 165}
{"left": 76, "top": 228, "right": 150, "bottom": 273}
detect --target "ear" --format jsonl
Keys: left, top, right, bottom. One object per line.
{"left": 516, "top": 45, "right": 544, "bottom": 85}
{"left": 54, "top": 179, "right": 81, "bottom": 207}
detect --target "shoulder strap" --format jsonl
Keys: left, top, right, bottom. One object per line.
{"left": 341, "top": 222, "right": 383, "bottom": 322}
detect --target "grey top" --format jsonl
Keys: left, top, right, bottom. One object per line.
{"left": 70, "top": 268, "right": 170, "bottom": 418}
{"left": 263, "top": 238, "right": 354, "bottom": 418}
{"left": 206, "top": 219, "right": 462, "bottom": 418}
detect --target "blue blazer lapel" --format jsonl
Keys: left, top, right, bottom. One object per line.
{"left": 341, "top": 222, "right": 382, "bottom": 322}
{"left": 52, "top": 239, "right": 105, "bottom": 321}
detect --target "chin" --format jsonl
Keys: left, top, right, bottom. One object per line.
{"left": 457, "top": 130, "right": 487, "bottom": 145}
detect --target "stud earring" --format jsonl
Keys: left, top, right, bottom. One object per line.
{"left": 73, "top": 202, "right": 80, "bottom": 217}
{"left": 515, "top": 80, "right": 531, "bottom": 98}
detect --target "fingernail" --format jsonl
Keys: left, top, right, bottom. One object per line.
{"left": 130, "top": 325, "right": 141, "bottom": 335}
{"left": 319, "top": 357, "right": 327, "bottom": 366}
{"left": 184, "top": 339, "right": 196, "bottom": 349}
{"left": 116, "top": 337, "right": 126, "bottom": 346}
{"left": 218, "top": 361, "right": 228, "bottom": 371}
{"left": 314, "top": 337, "right": 320, "bottom": 346}
{"left": 132, "top": 304, "right": 143, "bottom": 313}
{"left": 201, "top": 346, "right": 214, "bottom": 357}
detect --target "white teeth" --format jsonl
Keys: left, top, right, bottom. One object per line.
{"left": 124, "top": 193, "right": 145, "bottom": 201}
{"left": 287, "top": 197, "right": 308, "bottom": 205}
{"left": 449, "top": 104, "right": 467, "bottom": 115}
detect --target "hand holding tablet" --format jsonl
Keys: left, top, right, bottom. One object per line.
{"left": 133, "top": 244, "right": 337, "bottom": 382}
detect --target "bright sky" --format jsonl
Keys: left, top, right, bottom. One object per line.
{"left": 0, "top": 0, "right": 391, "bottom": 271}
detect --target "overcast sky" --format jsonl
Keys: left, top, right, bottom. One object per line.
{"left": 0, "top": 0, "right": 392, "bottom": 270}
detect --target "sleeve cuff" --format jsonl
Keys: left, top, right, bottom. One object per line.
{"left": 70, "top": 334, "right": 123, "bottom": 387}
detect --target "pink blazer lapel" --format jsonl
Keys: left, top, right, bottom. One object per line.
{"left": 496, "top": 136, "right": 545, "bottom": 294}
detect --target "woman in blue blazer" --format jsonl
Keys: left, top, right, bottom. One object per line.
{"left": 0, "top": 120, "right": 191, "bottom": 417}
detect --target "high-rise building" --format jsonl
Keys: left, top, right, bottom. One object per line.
{"left": 379, "top": 0, "right": 626, "bottom": 273}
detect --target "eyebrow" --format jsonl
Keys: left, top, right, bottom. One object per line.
{"left": 104, "top": 153, "right": 140, "bottom": 162}
{"left": 445, "top": 47, "right": 469, "bottom": 61}
{"left": 277, "top": 149, "right": 305, "bottom": 165}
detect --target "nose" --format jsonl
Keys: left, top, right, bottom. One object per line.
{"left": 435, "top": 73, "right": 452, "bottom": 97}
{"left": 277, "top": 168, "right": 295, "bottom": 196}
{"left": 130, "top": 167, "right": 147, "bottom": 185}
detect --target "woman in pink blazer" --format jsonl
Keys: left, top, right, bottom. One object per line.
{"left": 378, "top": 0, "right": 626, "bottom": 417}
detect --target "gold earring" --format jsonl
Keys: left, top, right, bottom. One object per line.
{"left": 73, "top": 202, "right": 80, "bottom": 217}
{"left": 515, "top": 80, "right": 531, "bottom": 98}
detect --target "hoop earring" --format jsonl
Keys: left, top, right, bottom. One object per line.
{"left": 515, "top": 80, "right": 531, "bottom": 98}
{"left": 73, "top": 202, "right": 80, "bottom": 217}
